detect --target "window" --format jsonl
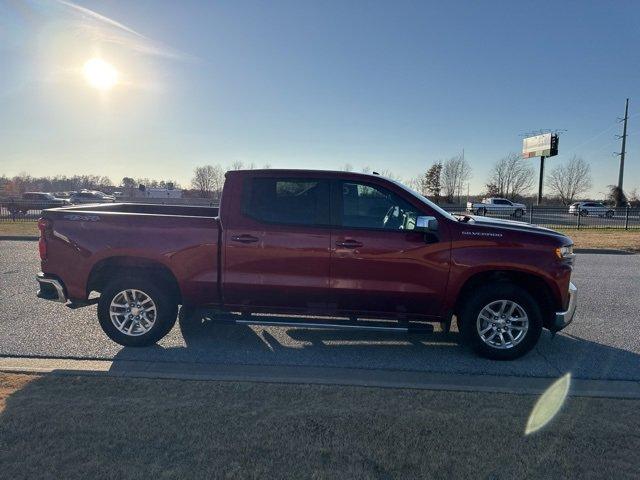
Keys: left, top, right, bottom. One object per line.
{"left": 340, "top": 181, "right": 420, "bottom": 230}
{"left": 494, "top": 199, "right": 510, "bottom": 205}
{"left": 243, "top": 177, "right": 330, "bottom": 226}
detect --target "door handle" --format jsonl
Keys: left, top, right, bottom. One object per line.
{"left": 231, "top": 234, "right": 259, "bottom": 244}
{"left": 335, "top": 240, "right": 363, "bottom": 249}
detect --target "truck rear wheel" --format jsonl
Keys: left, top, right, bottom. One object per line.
{"left": 97, "top": 276, "right": 178, "bottom": 347}
{"left": 458, "top": 284, "right": 542, "bottom": 360}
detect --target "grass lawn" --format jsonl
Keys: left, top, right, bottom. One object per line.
{"left": 0, "top": 372, "right": 638, "bottom": 479}
{"left": 0, "top": 221, "right": 39, "bottom": 237}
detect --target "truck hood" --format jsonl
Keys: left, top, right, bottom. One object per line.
{"left": 466, "top": 215, "right": 567, "bottom": 239}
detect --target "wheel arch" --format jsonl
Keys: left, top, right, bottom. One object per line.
{"left": 454, "top": 270, "right": 557, "bottom": 329}
{"left": 87, "top": 256, "right": 182, "bottom": 303}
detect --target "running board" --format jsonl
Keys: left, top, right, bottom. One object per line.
{"left": 222, "top": 317, "right": 434, "bottom": 333}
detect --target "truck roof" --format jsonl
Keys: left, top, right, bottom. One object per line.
{"left": 226, "top": 169, "right": 390, "bottom": 181}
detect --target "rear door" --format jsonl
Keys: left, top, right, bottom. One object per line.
{"left": 330, "top": 179, "right": 450, "bottom": 318}
{"left": 223, "top": 175, "right": 332, "bottom": 311}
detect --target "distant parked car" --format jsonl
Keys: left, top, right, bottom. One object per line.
{"left": 1, "top": 192, "right": 70, "bottom": 216}
{"left": 69, "top": 190, "right": 116, "bottom": 204}
{"left": 569, "top": 202, "right": 614, "bottom": 218}
{"left": 466, "top": 198, "right": 527, "bottom": 218}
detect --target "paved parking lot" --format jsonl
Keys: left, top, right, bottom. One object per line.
{"left": 1, "top": 240, "right": 638, "bottom": 381}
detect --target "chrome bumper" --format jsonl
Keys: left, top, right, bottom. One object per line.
{"left": 36, "top": 273, "right": 67, "bottom": 303}
{"left": 553, "top": 282, "right": 577, "bottom": 331}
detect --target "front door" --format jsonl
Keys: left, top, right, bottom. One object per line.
{"left": 223, "top": 175, "right": 332, "bottom": 311}
{"left": 330, "top": 179, "right": 450, "bottom": 318}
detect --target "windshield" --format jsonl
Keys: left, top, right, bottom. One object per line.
{"left": 388, "top": 178, "right": 458, "bottom": 222}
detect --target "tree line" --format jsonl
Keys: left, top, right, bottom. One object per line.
{"left": 2, "top": 157, "right": 637, "bottom": 206}
{"left": 0, "top": 174, "right": 181, "bottom": 197}
{"left": 414, "top": 153, "right": 602, "bottom": 205}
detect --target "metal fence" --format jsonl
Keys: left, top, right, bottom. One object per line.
{"left": 445, "top": 205, "right": 640, "bottom": 230}
{"left": 1, "top": 199, "right": 639, "bottom": 230}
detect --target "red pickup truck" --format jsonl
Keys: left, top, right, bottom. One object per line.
{"left": 36, "top": 169, "right": 577, "bottom": 360}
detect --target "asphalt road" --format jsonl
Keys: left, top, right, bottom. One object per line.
{"left": 1, "top": 240, "right": 638, "bottom": 381}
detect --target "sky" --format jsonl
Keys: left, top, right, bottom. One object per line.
{"left": 1, "top": 0, "right": 639, "bottom": 197}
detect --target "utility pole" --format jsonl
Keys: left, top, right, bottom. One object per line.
{"left": 617, "top": 98, "right": 629, "bottom": 195}
{"left": 537, "top": 156, "right": 545, "bottom": 205}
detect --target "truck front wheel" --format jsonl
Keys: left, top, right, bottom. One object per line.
{"left": 97, "top": 276, "right": 178, "bottom": 347}
{"left": 458, "top": 284, "right": 542, "bottom": 360}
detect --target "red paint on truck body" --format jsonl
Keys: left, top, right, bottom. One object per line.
{"left": 40, "top": 170, "right": 574, "bottom": 326}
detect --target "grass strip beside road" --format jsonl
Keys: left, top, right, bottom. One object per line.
{"left": 0, "top": 221, "right": 38, "bottom": 237}
{"left": 0, "top": 372, "right": 638, "bottom": 479}
{"left": 557, "top": 229, "right": 640, "bottom": 252}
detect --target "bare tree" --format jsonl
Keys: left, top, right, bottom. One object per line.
{"left": 441, "top": 155, "right": 471, "bottom": 203}
{"left": 191, "top": 165, "right": 224, "bottom": 198}
{"left": 230, "top": 161, "right": 244, "bottom": 170}
{"left": 486, "top": 153, "right": 535, "bottom": 200}
{"left": 342, "top": 163, "right": 353, "bottom": 172}
{"left": 606, "top": 185, "right": 627, "bottom": 207}
{"left": 546, "top": 156, "right": 592, "bottom": 205}
{"left": 484, "top": 182, "right": 500, "bottom": 198}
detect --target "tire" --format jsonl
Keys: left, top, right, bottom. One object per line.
{"left": 580, "top": 209, "right": 588, "bottom": 217}
{"left": 458, "top": 284, "right": 542, "bottom": 360}
{"left": 513, "top": 209, "right": 524, "bottom": 218}
{"left": 605, "top": 210, "right": 614, "bottom": 218}
{"left": 477, "top": 207, "right": 487, "bottom": 216}
{"left": 97, "top": 275, "right": 178, "bottom": 347}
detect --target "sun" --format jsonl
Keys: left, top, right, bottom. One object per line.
{"left": 82, "top": 58, "right": 119, "bottom": 91}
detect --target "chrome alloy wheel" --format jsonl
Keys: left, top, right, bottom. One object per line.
{"left": 476, "top": 300, "right": 529, "bottom": 350}
{"left": 109, "top": 289, "right": 157, "bottom": 336}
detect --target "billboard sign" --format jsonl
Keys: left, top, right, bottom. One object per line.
{"left": 522, "top": 133, "right": 558, "bottom": 158}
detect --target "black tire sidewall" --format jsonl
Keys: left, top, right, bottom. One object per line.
{"left": 98, "top": 276, "right": 178, "bottom": 347}
{"left": 459, "top": 284, "right": 543, "bottom": 360}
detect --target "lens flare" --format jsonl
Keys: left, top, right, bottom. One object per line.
{"left": 525, "top": 372, "right": 571, "bottom": 435}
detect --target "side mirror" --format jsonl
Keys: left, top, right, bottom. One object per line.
{"left": 416, "top": 216, "right": 438, "bottom": 232}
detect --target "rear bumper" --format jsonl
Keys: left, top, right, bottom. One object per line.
{"left": 553, "top": 282, "right": 577, "bottom": 331}
{"left": 36, "top": 272, "right": 67, "bottom": 303}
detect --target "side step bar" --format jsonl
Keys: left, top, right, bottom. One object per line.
{"left": 204, "top": 314, "right": 434, "bottom": 333}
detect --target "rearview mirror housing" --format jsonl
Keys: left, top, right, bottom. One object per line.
{"left": 415, "top": 216, "right": 438, "bottom": 232}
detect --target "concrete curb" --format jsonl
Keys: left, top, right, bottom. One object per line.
{"left": 0, "top": 236, "right": 38, "bottom": 241}
{"left": 1, "top": 356, "right": 639, "bottom": 399}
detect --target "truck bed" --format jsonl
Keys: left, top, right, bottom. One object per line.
{"left": 40, "top": 203, "right": 220, "bottom": 305}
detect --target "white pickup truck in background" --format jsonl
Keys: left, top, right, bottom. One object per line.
{"left": 466, "top": 198, "right": 527, "bottom": 218}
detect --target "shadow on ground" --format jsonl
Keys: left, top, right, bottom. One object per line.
{"left": 106, "top": 308, "right": 640, "bottom": 381}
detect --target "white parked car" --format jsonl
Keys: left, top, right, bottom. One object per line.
{"left": 569, "top": 202, "right": 615, "bottom": 218}
{"left": 466, "top": 198, "right": 527, "bottom": 218}
{"left": 69, "top": 190, "right": 116, "bottom": 204}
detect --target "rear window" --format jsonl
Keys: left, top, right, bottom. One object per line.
{"left": 243, "top": 177, "right": 330, "bottom": 226}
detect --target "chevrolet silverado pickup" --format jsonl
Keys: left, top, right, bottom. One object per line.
{"left": 36, "top": 169, "right": 577, "bottom": 360}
